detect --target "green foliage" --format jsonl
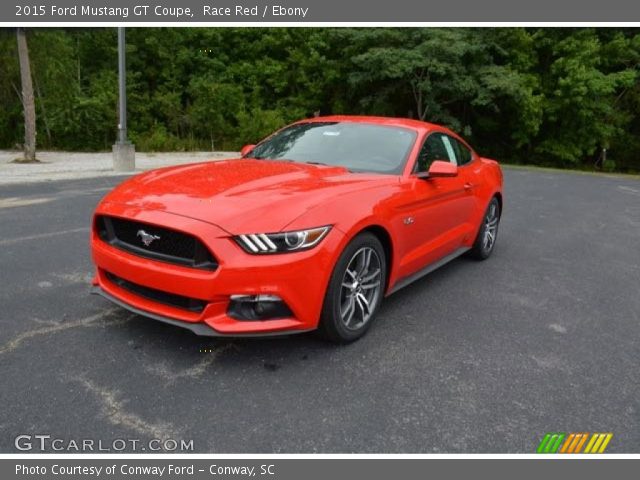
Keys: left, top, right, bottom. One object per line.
{"left": 235, "top": 108, "right": 288, "bottom": 147}
{"left": 534, "top": 29, "right": 638, "bottom": 165}
{"left": 0, "top": 27, "right": 639, "bottom": 171}
{"left": 345, "top": 29, "right": 487, "bottom": 130}
{"left": 602, "top": 159, "right": 617, "bottom": 172}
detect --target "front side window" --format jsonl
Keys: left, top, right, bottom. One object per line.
{"left": 451, "top": 137, "right": 473, "bottom": 166}
{"left": 414, "top": 133, "right": 457, "bottom": 172}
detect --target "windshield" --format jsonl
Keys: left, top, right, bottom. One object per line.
{"left": 247, "top": 122, "right": 417, "bottom": 175}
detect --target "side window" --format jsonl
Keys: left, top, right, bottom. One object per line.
{"left": 451, "top": 137, "right": 473, "bottom": 166}
{"left": 440, "top": 136, "right": 458, "bottom": 166}
{"left": 414, "top": 133, "right": 457, "bottom": 173}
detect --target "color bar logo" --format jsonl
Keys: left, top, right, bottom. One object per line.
{"left": 537, "top": 433, "right": 613, "bottom": 453}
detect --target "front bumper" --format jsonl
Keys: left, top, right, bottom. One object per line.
{"left": 91, "top": 202, "right": 340, "bottom": 336}
{"left": 90, "top": 286, "right": 312, "bottom": 337}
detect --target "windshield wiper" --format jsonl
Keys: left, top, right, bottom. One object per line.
{"left": 303, "top": 161, "right": 354, "bottom": 173}
{"left": 304, "top": 161, "right": 329, "bottom": 166}
{"left": 249, "top": 155, "right": 289, "bottom": 161}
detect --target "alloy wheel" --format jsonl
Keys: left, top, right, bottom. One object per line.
{"left": 483, "top": 201, "right": 499, "bottom": 252}
{"left": 339, "top": 247, "right": 382, "bottom": 331}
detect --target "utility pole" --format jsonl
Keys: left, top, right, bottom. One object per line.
{"left": 112, "top": 27, "right": 135, "bottom": 171}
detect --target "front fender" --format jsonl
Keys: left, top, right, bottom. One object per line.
{"left": 283, "top": 186, "right": 400, "bottom": 294}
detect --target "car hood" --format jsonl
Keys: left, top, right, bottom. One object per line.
{"left": 102, "top": 158, "right": 392, "bottom": 234}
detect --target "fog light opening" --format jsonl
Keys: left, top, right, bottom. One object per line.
{"left": 228, "top": 294, "right": 293, "bottom": 321}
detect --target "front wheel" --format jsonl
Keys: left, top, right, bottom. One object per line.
{"left": 318, "top": 232, "right": 386, "bottom": 343}
{"left": 468, "top": 196, "right": 501, "bottom": 260}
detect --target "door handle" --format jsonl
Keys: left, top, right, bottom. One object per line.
{"left": 464, "top": 182, "right": 475, "bottom": 190}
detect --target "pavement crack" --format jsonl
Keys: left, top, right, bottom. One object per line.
{"left": 52, "top": 271, "right": 94, "bottom": 284}
{"left": 0, "top": 308, "right": 122, "bottom": 355}
{"left": 144, "top": 343, "right": 233, "bottom": 384}
{"left": 73, "top": 376, "right": 181, "bottom": 444}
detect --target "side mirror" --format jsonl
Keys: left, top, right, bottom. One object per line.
{"left": 426, "top": 160, "right": 458, "bottom": 178}
{"left": 240, "top": 144, "right": 256, "bottom": 157}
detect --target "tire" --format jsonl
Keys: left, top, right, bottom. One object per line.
{"left": 318, "top": 232, "right": 387, "bottom": 343}
{"left": 468, "top": 196, "right": 501, "bottom": 260}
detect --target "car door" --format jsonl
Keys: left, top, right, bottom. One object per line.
{"left": 394, "top": 132, "right": 477, "bottom": 279}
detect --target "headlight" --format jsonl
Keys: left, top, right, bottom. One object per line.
{"left": 235, "top": 226, "right": 331, "bottom": 254}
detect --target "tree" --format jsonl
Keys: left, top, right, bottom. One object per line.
{"left": 532, "top": 29, "right": 638, "bottom": 166}
{"left": 1, "top": 27, "right": 639, "bottom": 171}
{"left": 342, "top": 29, "right": 488, "bottom": 131}
{"left": 16, "top": 27, "right": 37, "bottom": 162}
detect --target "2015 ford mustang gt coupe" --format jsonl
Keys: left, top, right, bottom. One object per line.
{"left": 91, "top": 116, "right": 503, "bottom": 343}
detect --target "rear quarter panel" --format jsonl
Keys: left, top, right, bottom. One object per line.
{"left": 463, "top": 156, "right": 503, "bottom": 246}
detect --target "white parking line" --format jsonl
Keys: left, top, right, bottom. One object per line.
{"left": 0, "top": 197, "right": 54, "bottom": 209}
{"left": 0, "top": 227, "right": 89, "bottom": 246}
{"left": 618, "top": 185, "right": 640, "bottom": 196}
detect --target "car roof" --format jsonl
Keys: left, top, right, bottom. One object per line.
{"left": 297, "top": 115, "right": 441, "bottom": 133}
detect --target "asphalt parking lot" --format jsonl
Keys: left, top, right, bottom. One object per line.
{"left": 0, "top": 167, "right": 639, "bottom": 453}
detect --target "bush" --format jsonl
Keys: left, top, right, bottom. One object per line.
{"left": 234, "top": 108, "right": 289, "bottom": 148}
{"left": 133, "top": 124, "right": 187, "bottom": 152}
{"left": 602, "top": 159, "right": 617, "bottom": 172}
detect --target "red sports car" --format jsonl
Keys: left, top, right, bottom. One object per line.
{"left": 91, "top": 116, "right": 503, "bottom": 342}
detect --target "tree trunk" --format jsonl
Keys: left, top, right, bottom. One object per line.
{"left": 17, "top": 27, "right": 37, "bottom": 162}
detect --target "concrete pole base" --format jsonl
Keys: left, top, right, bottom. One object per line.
{"left": 112, "top": 143, "right": 136, "bottom": 172}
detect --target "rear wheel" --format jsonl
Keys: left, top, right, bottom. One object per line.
{"left": 318, "top": 232, "right": 386, "bottom": 343}
{"left": 468, "top": 196, "right": 500, "bottom": 260}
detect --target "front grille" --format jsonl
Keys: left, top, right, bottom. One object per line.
{"left": 96, "top": 215, "right": 217, "bottom": 270}
{"left": 105, "top": 271, "right": 207, "bottom": 313}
